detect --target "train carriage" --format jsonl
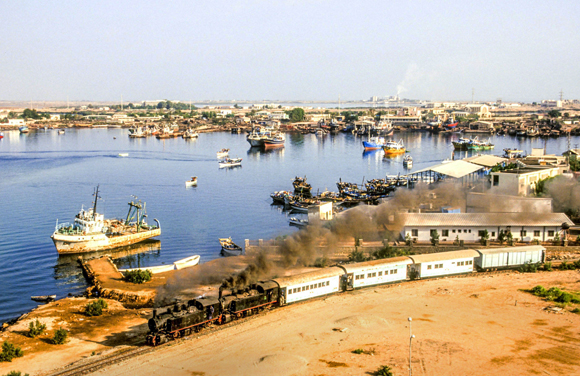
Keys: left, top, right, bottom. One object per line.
{"left": 272, "top": 267, "right": 344, "bottom": 305}
{"left": 338, "top": 257, "right": 413, "bottom": 290}
{"left": 408, "top": 250, "right": 480, "bottom": 279}
{"left": 475, "top": 246, "right": 545, "bottom": 271}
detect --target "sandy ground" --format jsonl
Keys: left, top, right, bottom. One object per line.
{"left": 82, "top": 270, "right": 580, "bottom": 376}
{"left": 2, "top": 270, "right": 580, "bottom": 376}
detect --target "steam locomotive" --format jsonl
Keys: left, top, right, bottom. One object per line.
{"left": 146, "top": 246, "right": 545, "bottom": 345}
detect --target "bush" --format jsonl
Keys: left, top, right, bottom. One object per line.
{"left": 372, "top": 246, "right": 410, "bottom": 260}
{"left": 352, "top": 349, "right": 364, "bottom": 354}
{"left": 85, "top": 298, "right": 108, "bottom": 317}
{"left": 545, "top": 287, "right": 562, "bottom": 301}
{"left": 348, "top": 250, "right": 367, "bottom": 262}
{"left": 572, "top": 308, "right": 580, "bottom": 314}
{"left": 313, "top": 257, "right": 330, "bottom": 268}
{"left": 3, "top": 372, "right": 29, "bottom": 376}
{"left": 27, "top": 319, "right": 46, "bottom": 338}
{"left": 531, "top": 285, "right": 546, "bottom": 296}
{"left": 0, "top": 342, "right": 24, "bottom": 362}
{"left": 52, "top": 328, "right": 68, "bottom": 345}
{"left": 560, "top": 261, "right": 576, "bottom": 271}
{"left": 375, "top": 365, "right": 394, "bottom": 376}
{"left": 556, "top": 292, "right": 573, "bottom": 304}
{"left": 543, "top": 262, "right": 552, "bottom": 271}
{"left": 123, "top": 269, "right": 152, "bottom": 284}
{"left": 519, "top": 262, "right": 539, "bottom": 273}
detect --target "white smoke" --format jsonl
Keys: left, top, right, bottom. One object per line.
{"left": 396, "top": 62, "right": 422, "bottom": 97}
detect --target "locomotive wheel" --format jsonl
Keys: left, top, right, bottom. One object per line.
{"left": 236, "top": 312, "right": 241, "bottom": 319}
{"left": 173, "top": 331, "right": 179, "bottom": 339}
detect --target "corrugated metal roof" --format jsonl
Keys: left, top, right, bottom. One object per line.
{"left": 411, "top": 160, "right": 484, "bottom": 179}
{"left": 408, "top": 250, "right": 480, "bottom": 263}
{"left": 475, "top": 245, "right": 545, "bottom": 255}
{"left": 463, "top": 155, "right": 508, "bottom": 167}
{"left": 339, "top": 257, "right": 413, "bottom": 273}
{"left": 272, "top": 267, "right": 344, "bottom": 288}
{"left": 399, "top": 213, "right": 574, "bottom": 227}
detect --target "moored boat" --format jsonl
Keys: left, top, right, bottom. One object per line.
{"left": 0, "top": 132, "right": 3, "bottom": 139}
{"left": 182, "top": 128, "right": 199, "bottom": 139}
{"left": 262, "top": 132, "right": 286, "bottom": 148}
{"left": 219, "top": 237, "right": 243, "bottom": 257}
{"left": 271, "top": 190, "right": 292, "bottom": 204}
{"left": 51, "top": 186, "right": 161, "bottom": 254}
{"left": 217, "top": 148, "right": 229, "bottom": 159}
{"left": 382, "top": 140, "right": 405, "bottom": 155}
{"left": 403, "top": 155, "right": 413, "bottom": 168}
{"left": 362, "top": 136, "right": 387, "bottom": 150}
{"left": 58, "top": 129, "right": 65, "bottom": 134}
{"left": 19, "top": 126, "right": 29, "bottom": 134}
{"left": 292, "top": 176, "right": 312, "bottom": 196}
{"left": 219, "top": 157, "right": 242, "bottom": 168}
{"left": 289, "top": 217, "right": 309, "bottom": 227}
{"left": 185, "top": 176, "right": 198, "bottom": 187}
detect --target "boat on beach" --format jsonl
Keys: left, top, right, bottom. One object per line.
{"left": 219, "top": 237, "right": 243, "bottom": 257}
{"left": 383, "top": 140, "right": 405, "bottom": 155}
{"left": 51, "top": 186, "right": 161, "bottom": 254}
{"left": 219, "top": 157, "right": 242, "bottom": 168}
{"left": 118, "top": 254, "right": 200, "bottom": 273}
{"left": 31, "top": 295, "right": 56, "bottom": 303}
{"left": 185, "top": 176, "right": 198, "bottom": 187}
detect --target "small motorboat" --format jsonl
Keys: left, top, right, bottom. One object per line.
{"left": 58, "top": 129, "right": 65, "bottom": 134}
{"left": 403, "top": 155, "right": 413, "bottom": 169}
{"left": 185, "top": 176, "right": 198, "bottom": 187}
{"left": 217, "top": 148, "right": 229, "bottom": 159}
{"left": 219, "top": 157, "right": 242, "bottom": 168}
{"left": 31, "top": 295, "right": 56, "bottom": 303}
{"left": 0, "top": 132, "right": 4, "bottom": 139}
{"left": 118, "top": 153, "right": 129, "bottom": 157}
{"left": 19, "top": 126, "right": 29, "bottom": 134}
{"left": 289, "top": 217, "right": 308, "bottom": 227}
{"left": 219, "top": 237, "right": 243, "bottom": 257}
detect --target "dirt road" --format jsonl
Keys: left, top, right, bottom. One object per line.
{"left": 85, "top": 270, "right": 580, "bottom": 376}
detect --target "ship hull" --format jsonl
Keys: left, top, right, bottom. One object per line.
{"left": 52, "top": 228, "right": 161, "bottom": 254}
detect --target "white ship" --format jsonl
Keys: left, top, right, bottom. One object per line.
{"left": 51, "top": 186, "right": 161, "bottom": 254}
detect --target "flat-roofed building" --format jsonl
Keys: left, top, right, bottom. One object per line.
{"left": 399, "top": 212, "right": 572, "bottom": 243}
{"left": 490, "top": 166, "right": 561, "bottom": 196}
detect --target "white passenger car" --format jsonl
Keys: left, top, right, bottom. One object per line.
{"left": 338, "top": 257, "right": 412, "bottom": 290}
{"left": 408, "top": 250, "right": 480, "bottom": 278}
{"left": 475, "top": 246, "right": 545, "bottom": 270}
{"left": 272, "top": 267, "right": 344, "bottom": 305}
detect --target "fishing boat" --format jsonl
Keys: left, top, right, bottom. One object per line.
{"left": 219, "top": 157, "right": 242, "bottom": 168}
{"left": 219, "top": 237, "right": 243, "bottom": 257}
{"left": 262, "top": 132, "right": 286, "bottom": 148}
{"left": 292, "top": 176, "right": 312, "bottom": 196}
{"left": 216, "top": 148, "right": 229, "bottom": 158}
{"left": 503, "top": 148, "right": 524, "bottom": 158}
{"left": 270, "top": 190, "right": 292, "bottom": 204}
{"left": 31, "top": 295, "right": 56, "bottom": 303}
{"left": 51, "top": 186, "right": 161, "bottom": 254}
{"left": 185, "top": 176, "right": 198, "bottom": 187}
{"left": 403, "top": 155, "right": 413, "bottom": 168}
{"left": 362, "top": 136, "right": 387, "bottom": 150}
{"left": 182, "top": 128, "right": 199, "bottom": 139}
{"left": 58, "top": 129, "right": 65, "bottom": 135}
{"left": 452, "top": 137, "right": 473, "bottom": 150}
{"left": 382, "top": 140, "right": 405, "bottom": 155}
{"left": 19, "top": 126, "right": 29, "bottom": 134}
{"left": 289, "top": 217, "right": 309, "bottom": 227}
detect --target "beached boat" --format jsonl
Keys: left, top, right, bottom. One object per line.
{"left": 403, "top": 155, "right": 413, "bottom": 168}
{"left": 185, "top": 176, "right": 198, "bottom": 187}
{"left": 19, "top": 126, "right": 29, "bottom": 134}
{"left": 118, "top": 255, "right": 200, "bottom": 274}
{"left": 217, "top": 148, "right": 229, "bottom": 159}
{"left": 31, "top": 295, "right": 56, "bottom": 303}
{"left": 219, "top": 237, "right": 243, "bottom": 257}
{"left": 219, "top": 157, "right": 242, "bottom": 168}
{"left": 173, "top": 255, "right": 201, "bottom": 270}
{"left": 362, "top": 136, "right": 387, "bottom": 150}
{"left": 383, "top": 140, "right": 405, "bottom": 155}
{"left": 51, "top": 186, "right": 161, "bottom": 254}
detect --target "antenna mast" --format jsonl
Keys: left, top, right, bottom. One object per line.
{"left": 92, "top": 185, "right": 101, "bottom": 220}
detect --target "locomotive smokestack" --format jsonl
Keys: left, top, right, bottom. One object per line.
{"left": 219, "top": 286, "right": 224, "bottom": 300}
{"left": 152, "top": 309, "right": 157, "bottom": 319}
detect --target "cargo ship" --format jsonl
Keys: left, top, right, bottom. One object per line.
{"left": 51, "top": 186, "right": 161, "bottom": 254}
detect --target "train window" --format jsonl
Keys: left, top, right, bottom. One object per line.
{"left": 326, "top": 281, "right": 329, "bottom": 286}
{"left": 361, "top": 274, "right": 365, "bottom": 279}
{"left": 463, "top": 229, "right": 467, "bottom": 233}
{"left": 302, "top": 286, "right": 306, "bottom": 291}
{"left": 427, "top": 265, "right": 432, "bottom": 270}
{"left": 306, "top": 286, "right": 309, "bottom": 290}
{"left": 468, "top": 260, "right": 473, "bottom": 265}
{"left": 440, "top": 263, "right": 443, "bottom": 268}
{"left": 288, "top": 289, "right": 292, "bottom": 294}
{"left": 378, "top": 271, "right": 383, "bottom": 276}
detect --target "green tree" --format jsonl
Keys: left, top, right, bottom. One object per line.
{"left": 547, "top": 110, "right": 561, "bottom": 118}
{"left": 479, "top": 229, "right": 490, "bottom": 245}
{"left": 498, "top": 230, "right": 506, "bottom": 245}
{"left": 430, "top": 230, "right": 439, "bottom": 246}
{"left": 27, "top": 319, "right": 46, "bottom": 338}
{"left": 123, "top": 269, "right": 152, "bottom": 284}
{"left": 52, "top": 329, "right": 68, "bottom": 345}
{"left": 289, "top": 108, "right": 305, "bottom": 122}
{"left": 0, "top": 342, "right": 24, "bottom": 362}
{"left": 85, "top": 298, "right": 108, "bottom": 316}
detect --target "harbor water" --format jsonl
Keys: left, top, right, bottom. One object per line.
{"left": 0, "top": 128, "right": 575, "bottom": 323}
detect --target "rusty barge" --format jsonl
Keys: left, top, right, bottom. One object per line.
{"left": 51, "top": 186, "right": 161, "bottom": 254}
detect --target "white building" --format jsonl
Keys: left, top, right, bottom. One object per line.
{"left": 490, "top": 166, "right": 561, "bottom": 196}
{"left": 8, "top": 119, "right": 25, "bottom": 126}
{"left": 399, "top": 212, "right": 573, "bottom": 243}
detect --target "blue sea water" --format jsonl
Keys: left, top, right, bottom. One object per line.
{"left": 0, "top": 128, "right": 573, "bottom": 323}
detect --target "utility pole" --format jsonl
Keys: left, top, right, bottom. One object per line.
{"left": 560, "top": 89, "right": 564, "bottom": 101}
{"left": 408, "top": 317, "right": 415, "bottom": 376}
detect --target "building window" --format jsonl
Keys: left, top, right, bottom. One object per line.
{"left": 442, "top": 230, "right": 449, "bottom": 237}
{"left": 493, "top": 175, "right": 499, "bottom": 186}
{"left": 478, "top": 230, "right": 485, "bottom": 237}
{"left": 548, "top": 231, "right": 554, "bottom": 237}
{"left": 452, "top": 229, "right": 456, "bottom": 233}
{"left": 463, "top": 229, "right": 467, "bottom": 233}
{"left": 468, "top": 230, "right": 471, "bottom": 233}
{"left": 534, "top": 230, "right": 540, "bottom": 237}
{"left": 492, "top": 232, "right": 495, "bottom": 237}
{"left": 521, "top": 230, "right": 527, "bottom": 237}
{"left": 411, "top": 229, "right": 418, "bottom": 237}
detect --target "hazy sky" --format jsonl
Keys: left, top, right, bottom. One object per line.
{"left": 1, "top": 0, "right": 579, "bottom": 102}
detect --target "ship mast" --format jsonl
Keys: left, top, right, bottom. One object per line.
{"left": 92, "top": 185, "right": 101, "bottom": 220}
